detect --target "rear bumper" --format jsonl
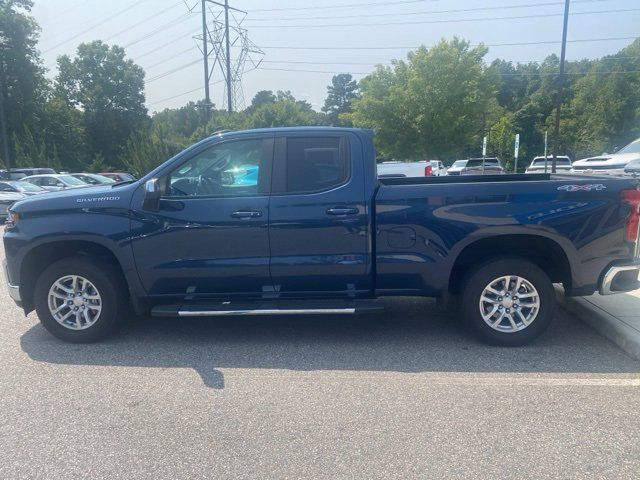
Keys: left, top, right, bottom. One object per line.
{"left": 599, "top": 261, "right": 640, "bottom": 295}
{"left": 3, "top": 260, "right": 21, "bottom": 304}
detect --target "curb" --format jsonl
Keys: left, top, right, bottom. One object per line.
{"left": 557, "top": 291, "right": 640, "bottom": 360}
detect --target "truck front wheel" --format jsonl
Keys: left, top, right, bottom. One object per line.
{"left": 462, "top": 258, "right": 555, "bottom": 346}
{"left": 34, "top": 256, "right": 128, "bottom": 343}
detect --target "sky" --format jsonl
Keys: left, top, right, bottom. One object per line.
{"left": 31, "top": 0, "right": 640, "bottom": 113}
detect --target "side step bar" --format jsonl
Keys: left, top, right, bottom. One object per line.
{"left": 179, "top": 308, "right": 355, "bottom": 317}
{"left": 151, "top": 299, "right": 382, "bottom": 318}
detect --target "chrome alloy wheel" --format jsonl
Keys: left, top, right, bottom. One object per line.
{"left": 479, "top": 275, "right": 540, "bottom": 333}
{"left": 47, "top": 275, "right": 102, "bottom": 330}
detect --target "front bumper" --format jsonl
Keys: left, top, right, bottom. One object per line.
{"left": 599, "top": 261, "right": 640, "bottom": 295}
{"left": 3, "top": 260, "right": 21, "bottom": 304}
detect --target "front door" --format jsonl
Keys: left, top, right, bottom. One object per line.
{"left": 130, "top": 135, "right": 273, "bottom": 298}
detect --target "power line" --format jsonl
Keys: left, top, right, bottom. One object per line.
{"left": 250, "top": 0, "right": 441, "bottom": 13}
{"left": 146, "top": 66, "right": 260, "bottom": 107}
{"left": 101, "top": 1, "right": 185, "bottom": 43}
{"left": 244, "top": 7, "right": 640, "bottom": 28}
{"left": 257, "top": 66, "right": 640, "bottom": 76}
{"left": 143, "top": 51, "right": 640, "bottom": 83}
{"left": 122, "top": 12, "right": 197, "bottom": 49}
{"left": 259, "top": 56, "right": 640, "bottom": 67}
{"left": 133, "top": 28, "right": 200, "bottom": 60}
{"left": 146, "top": 58, "right": 201, "bottom": 82}
{"left": 145, "top": 48, "right": 199, "bottom": 70}
{"left": 41, "top": 0, "right": 153, "bottom": 54}
{"left": 247, "top": 0, "right": 610, "bottom": 22}
{"left": 259, "top": 36, "right": 639, "bottom": 50}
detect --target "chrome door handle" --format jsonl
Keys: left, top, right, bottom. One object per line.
{"left": 326, "top": 207, "right": 359, "bottom": 216}
{"left": 231, "top": 210, "right": 262, "bottom": 219}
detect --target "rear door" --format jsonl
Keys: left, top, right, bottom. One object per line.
{"left": 268, "top": 132, "right": 372, "bottom": 296}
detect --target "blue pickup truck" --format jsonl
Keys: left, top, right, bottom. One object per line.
{"left": 4, "top": 127, "right": 640, "bottom": 345}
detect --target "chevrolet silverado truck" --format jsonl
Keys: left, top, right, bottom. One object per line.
{"left": 4, "top": 127, "right": 640, "bottom": 345}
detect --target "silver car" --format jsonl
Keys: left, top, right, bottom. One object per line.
{"left": 525, "top": 156, "right": 572, "bottom": 173}
{"left": 0, "top": 191, "right": 26, "bottom": 216}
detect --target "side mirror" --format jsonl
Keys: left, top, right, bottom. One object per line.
{"left": 142, "top": 178, "right": 161, "bottom": 211}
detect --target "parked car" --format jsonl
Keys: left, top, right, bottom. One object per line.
{"left": 9, "top": 167, "right": 56, "bottom": 177}
{"left": 69, "top": 173, "right": 116, "bottom": 185}
{"left": 99, "top": 172, "right": 136, "bottom": 182}
{"left": 525, "top": 156, "right": 572, "bottom": 173}
{"left": 4, "top": 127, "right": 640, "bottom": 347}
{"left": 447, "top": 158, "right": 505, "bottom": 175}
{"left": 0, "top": 181, "right": 46, "bottom": 196}
{"left": 377, "top": 160, "right": 445, "bottom": 178}
{"left": 22, "top": 174, "right": 90, "bottom": 191}
{"left": 571, "top": 137, "right": 640, "bottom": 175}
{"left": 0, "top": 192, "right": 26, "bottom": 216}
{"left": 0, "top": 170, "right": 27, "bottom": 181}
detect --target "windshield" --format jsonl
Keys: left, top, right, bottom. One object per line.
{"left": 59, "top": 175, "right": 87, "bottom": 186}
{"left": 451, "top": 160, "right": 466, "bottom": 167}
{"left": 617, "top": 138, "right": 640, "bottom": 155}
{"left": 8, "top": 181, "right": 43, "bottom": 192}
{"left": 532, "top": 157, "right": 570, "bottom": 165}
{"left": 466, "top": 158, "right": 498, "bottom": 167}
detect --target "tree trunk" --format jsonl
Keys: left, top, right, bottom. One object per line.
{"left": 0, "top": 66, "right": 11, "bottom": 170}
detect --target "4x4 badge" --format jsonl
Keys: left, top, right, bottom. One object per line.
{"left": 557, "top": 184, "right": 606, "bottom": 192}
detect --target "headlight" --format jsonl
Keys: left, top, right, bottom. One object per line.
{"left": 6, "top": 210, "right": 19, "bottom": 226}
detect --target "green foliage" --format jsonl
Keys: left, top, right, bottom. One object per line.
{"left": 119, "top": 126, "right": 183, "bottom": 177}
{"left": 55, "top": 40, "right": 148, "bottom": 167}
{"left": 322, "top": 74, "right": 359, "bottom": 126}
{"left": 487, "top": 115, "right": 519, "bottom": 172}
{"left": 1, "top": 4, "right": 639, "bottom": 176}
{"left": 349, "top": 38, "right": 499, "bottom": 160}
{"left": 0, "top": 0, "right": 47, "bottom": 167}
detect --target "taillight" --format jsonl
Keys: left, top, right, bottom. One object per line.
{"left": 622, "top": 189, "right": 640, "bottom": 242}
{"left": 424, "top": 165, "right": 433, "bottom": 176}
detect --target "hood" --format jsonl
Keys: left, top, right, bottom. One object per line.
{"left": 10, "top": 183, "right": 137, "bottom": 214}
{"left": 573, "top": 152, "right": 640, "bottom": 167}
{"left": 0, "top": 192, "right": 26, "bottom": 202}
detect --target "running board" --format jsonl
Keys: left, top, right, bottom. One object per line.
{"left": 150, "top": 299, "right": 382, "bottom": 318}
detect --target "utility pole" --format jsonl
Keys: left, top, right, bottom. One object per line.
{"left": 224, "top": 0, "right": 232, "bottom": 113}
{"left": 201, "top": 0, "right": 211, "bottom": 129}
{"left": 0, "top": 68, "right": 11, "bottom": 170}
{"left": 202, "top": 0, "right": 247, "bottom": 113}
{"left": 551, "top": 0, "right": 570, "bottom": 174}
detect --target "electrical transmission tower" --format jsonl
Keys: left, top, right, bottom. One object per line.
{"left": 191, "top": 0, "right": 263, "bottom": 115}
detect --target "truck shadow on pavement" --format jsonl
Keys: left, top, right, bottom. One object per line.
{"left": 20, "top": 297, "right": 640, "bottom": 389}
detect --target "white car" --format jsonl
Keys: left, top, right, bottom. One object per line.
{"left": 571, "top": 138, "right": 640, "bottom": 176}
{"left": 376, "top": 160, "right": 444, "bottom": 178}
{"left": 525, "top": 156, "right": 572, "bottom": 173}
{"left": 23, "top": 174, "right": 90, "bottom": 191}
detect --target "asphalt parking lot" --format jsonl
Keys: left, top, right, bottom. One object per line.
{"left": 1, "top": 257, "right": 640, "bottom": 478}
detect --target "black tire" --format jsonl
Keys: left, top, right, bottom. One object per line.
{"left": 34, "top": 256, "right": 128, "bottom": 343}
{"left": 461, "top": 257, "right": 555, "bottom": 346}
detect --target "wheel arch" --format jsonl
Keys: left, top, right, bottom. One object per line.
{"left": 448, "top": 234, "right": 573, "bottom": 295}
{"left": 19, "top": 238, "right": 135, "bottom": 314}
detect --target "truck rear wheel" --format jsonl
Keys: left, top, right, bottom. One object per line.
{"left": 461, "top": 258, "right": 555, "bottom": 346}
{"left": 34, "top": 256, "right": 128, "bottom": 343}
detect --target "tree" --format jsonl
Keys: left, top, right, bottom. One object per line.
{"left": 488, "top": 115, "right": 518, "bottom": 171}
{"left": 349, "top": 38, "right": 499, "bottom": 160}
{"left": 322, "top": 74, "right": 359, "bottom": 126}
{"left": 246, "top": 90, "right": 276, "bottom": 112}
{"left": 55, "top": 40, "right": 148, "bottom": 167}
{"left": 246, "top": 91, "right": 322, "bottom": 128}
{"left": 119, "top": 126, "right": 181, "bottom": 177}
{"left": 0, "top": 0, "right": 47, "bottom": 168}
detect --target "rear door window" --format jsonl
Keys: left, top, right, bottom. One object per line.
{"left": 274, "top": 136, "right": 349, "bottom": 194}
